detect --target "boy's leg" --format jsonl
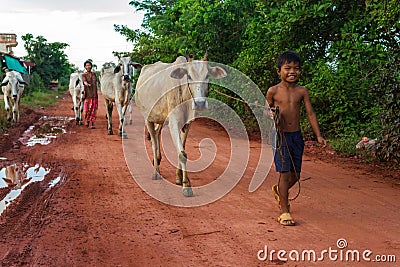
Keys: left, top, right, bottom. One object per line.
{"left": 278, "top": 171, "right": 291, "bottom": 213}
{"left": 277, "top": 171, "right": 295, "bottom": 226}
{"left": 289, "top": 171, "right": 299, "bottom": 189}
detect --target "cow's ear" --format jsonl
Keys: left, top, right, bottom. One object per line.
{"left": 130, "top": 62, "right": 142, "bottom": 69}
{"left": 17, "top": 77, "right": 26, "bottom": 84}
{"left": 170, "top": 68, "right": 188, "bottom": 79}
{"left": 209, "top": 66, "right": 227, "bottom": 79}
{"left": 114, "top": 65, "right": 121, "bottom": 73}
{"left": 1, "top": 77, "right": 9, "bottom": 87}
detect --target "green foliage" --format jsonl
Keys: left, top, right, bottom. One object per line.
{"left": 329, "top": 134, "right": 359, "bottom": 157}
{"left": 21, "top": 34, "right": 74, "bottom": 87}
{"left": 118, "top": 0, "right": 254, "bottom": 64}
{"left": 23, "top": 72, "right": 46, "bottom": 95}
{"left": 371, "top": 56, "right": 400, "bottom": 163}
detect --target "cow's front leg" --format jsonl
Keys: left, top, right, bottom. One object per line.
{"left": 105, "top": 99, "right": 113, "bottom": 134}
{"left": 175, "top": 123, "right": 191, "bottom": 185}
{"left": 169, "top": 122, "right": 192, "bottom": 197}
{"left": 4, "top": 95, "right": 11, "bottom": 121}
{"left": 72, "top": 96, "right": 79, "bottom": 125}
{"left": 74, "top": 103, "right": 80, "bottom": 125}
{"left": 129, "top": 99, "right": 133, "bottom": 125}
{"left": 15, "top": 99, "right": 21, "bottom": 123}
{"left": 116, "top": 102, "right": 127, "bottom": 138}
{"left": 78, "top": 100, "right": 84, "bottom": 125}
{"left": 146, "top": 121, "right": 162, "bottom": 180}
{"left": 12, "top": 98, "right": 18, "bottom": 124}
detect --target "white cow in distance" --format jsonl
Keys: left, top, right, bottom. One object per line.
{"left": 1, "top": 70, "right": 27, "bottom": 124}
{"left": 100, "top": 56, "right": 142, "bottom": 138}
{"left": 135, "top": 54, "right": 227, "bottom": 197}
{"left": 69, "top": 72, "right": 85, "bottom": 125}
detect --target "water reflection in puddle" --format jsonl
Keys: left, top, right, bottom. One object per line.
{"left": 19, "top": 116, "right": 74, "bottom": 146}
{"left": 0, "top": 164, "right": 51, "bottom": 216}
{"left": 48, "top": 176, "right": 61, "bottom": 188}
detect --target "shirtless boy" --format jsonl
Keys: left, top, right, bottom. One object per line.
{"left": 265, "top": 51, "right": 327, "bottom": 226}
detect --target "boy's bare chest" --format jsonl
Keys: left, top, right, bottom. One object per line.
{"left": 274, "top": 90, "right": 303, "bottom": 104}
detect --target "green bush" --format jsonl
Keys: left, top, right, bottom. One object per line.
{"left": 24, "top": 72, "right": 46, "bottom": 95}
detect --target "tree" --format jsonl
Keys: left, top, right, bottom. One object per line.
{"left": 22, "top": 33, "right": 73, "bottom": 87}
{"left": 116, "top": 0, "right": 255, "bottom": 65}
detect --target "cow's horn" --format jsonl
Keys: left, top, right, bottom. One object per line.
{"left": 185, "top": 50, "right": 193, "bottom": 62}
{"left": 203, "top": 49, "right": 209, "bottom": 61}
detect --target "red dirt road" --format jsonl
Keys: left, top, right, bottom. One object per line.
{"left": 0, "top": 92, "right": 399, "bottom": 266}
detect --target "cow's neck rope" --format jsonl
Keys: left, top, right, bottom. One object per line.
{"left": 186, "top": 81, "right": 194, "bottom": 101}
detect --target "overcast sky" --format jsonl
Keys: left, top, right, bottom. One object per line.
{"left": 0, "top": 0, "right": 144, "bottom": 69}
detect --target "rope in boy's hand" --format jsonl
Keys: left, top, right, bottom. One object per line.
{"left": 273, "top": 106, "right": 280, "bottom": 130}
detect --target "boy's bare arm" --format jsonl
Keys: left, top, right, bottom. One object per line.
{"left": 264, "top": 87, "right": 275, "bottom": 118}
{"left": 266, "top": 87, "right": 275, "bottom": 107}
{"left": 303, "top": 88, "right": 327, "bottom": 146}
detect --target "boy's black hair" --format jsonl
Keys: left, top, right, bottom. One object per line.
{"left": 84, "top": 60, "right": 93, "bottom": 67}
{"left": 277, "top": 51, "right": 301, "bottom": 69}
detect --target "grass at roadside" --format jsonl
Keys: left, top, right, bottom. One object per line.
{"left": 21, "top": 88, "right": 67, "bottom": 109}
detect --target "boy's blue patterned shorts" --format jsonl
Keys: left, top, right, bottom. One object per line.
{"left": 272, "top": 130, "right": 304, "bottom": 173}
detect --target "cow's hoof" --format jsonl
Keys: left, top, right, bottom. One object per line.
{"left": 152, "top": 173, "right": 162, "bottom": 180}
{"left": 122, "top": 134, "right": 128, "bottom": 139}
{"left": 129, "top": 120, "right": 133, "bottom": 125}
{"left": 176, "top": 178, "right": 182, "bottom": 185}
{"left": 108, "top": 131, "right": 113, "bottom": 135}
{"left": 182, "top": 187, "right": 193, "bottom": 197}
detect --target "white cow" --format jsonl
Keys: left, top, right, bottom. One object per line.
{"left": 135, "top": 54, "right": 227, "bottom": 197}
{"left": 100, "top": 56, "right": 141, "bottom": 137}
{"left": 1, "top": 70, "right": 27, "bottom": 124}
{"left": 68, "top": 72, "right": 85, "bottom": 125}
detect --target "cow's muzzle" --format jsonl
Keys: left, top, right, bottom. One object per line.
{"left": 192, "top": 97, "right": 208, "bottom": 110}
{"left": 123, "top": 75, "right": 130, "bottom": 82}
{"left": 12, "top": 94, "right": 18, "bottom": 99}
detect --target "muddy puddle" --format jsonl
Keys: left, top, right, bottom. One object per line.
{"left": 0, "top": 163, "right": 54, "bottom": 216}
{"left": 18, "top": 116, "right": 74, "bottom": 146}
